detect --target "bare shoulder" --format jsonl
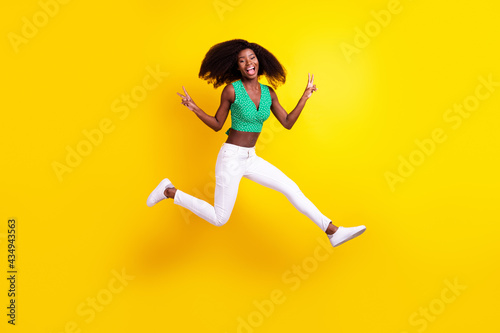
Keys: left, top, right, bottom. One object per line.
{"left": 222, "top": 83, "right": 235, "bottom": 103}
{"left": 267, "top": 85, "right": 277, "bottom": 99}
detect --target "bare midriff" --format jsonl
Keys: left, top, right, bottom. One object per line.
{"left": 225, "top": 128, "right": 260, "bottom": 148}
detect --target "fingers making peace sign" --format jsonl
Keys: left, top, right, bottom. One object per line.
{"left": 177, "top": 86, "right": 199, "bottom": 113}
{"left": 303, "top": 73, "right": 318, "bottom": 100}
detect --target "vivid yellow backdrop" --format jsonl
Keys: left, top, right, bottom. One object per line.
{"left": 1, "top": 0, "right": 499, "bottom": 332}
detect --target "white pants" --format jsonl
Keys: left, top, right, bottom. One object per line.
{"left": 173, "top": 142, "right": 331, "bottom": 232}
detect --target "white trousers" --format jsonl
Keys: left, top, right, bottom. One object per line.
{"left": 173, "top": 142, "right": 331, "bottom": 232}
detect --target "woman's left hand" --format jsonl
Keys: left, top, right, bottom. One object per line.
{"left": 302, "top": 73, "right": 317, "bottom": 100}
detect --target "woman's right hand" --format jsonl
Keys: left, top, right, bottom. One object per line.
{"left": 177, "top": 86, "right": 200, "bottom": 113}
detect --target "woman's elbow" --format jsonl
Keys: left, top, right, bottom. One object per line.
{"left": 213, "top": 123, "right": 223, "bottom": 132}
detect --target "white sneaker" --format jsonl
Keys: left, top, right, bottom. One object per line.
{"left": 147, "top": 178, "right": 175, "bottom": 207}
{"left": 329, "top": 225, "right": 366, "bottom": 247}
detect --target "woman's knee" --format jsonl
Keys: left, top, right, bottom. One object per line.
{"left": 214, "top": 211, "right": 231, "bottom": 227}
{"left": 278, "top": 181, "right": 303, "bottom": 198}
{"left": 283, "top": 186, "right": 308, "bottom": 205}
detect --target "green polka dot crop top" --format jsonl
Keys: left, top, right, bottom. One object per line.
{"left": 225, "top": 79, "right": 272, "bottom": 135}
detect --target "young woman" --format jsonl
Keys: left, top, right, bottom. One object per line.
{"left": 147, "top": 39, "right": 366, "bottom": 247}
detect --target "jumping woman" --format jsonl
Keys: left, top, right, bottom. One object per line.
{"left": 147, "top": 39, "right": 366, "bottom": 248}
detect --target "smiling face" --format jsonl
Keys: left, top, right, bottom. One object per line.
{"left": 237, "top": 48, "right": 259, "bottom": 79}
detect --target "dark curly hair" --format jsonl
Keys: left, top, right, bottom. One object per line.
{"left": 198, "top": 39, "right": 287, "bottom": 89}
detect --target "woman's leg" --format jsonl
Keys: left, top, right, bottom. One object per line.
{"left": 243, "top": 155, "right": 333, "bottom": 233}
{"left": 243, "top": 154, "right": 367, "bottom": 246}
{"left": 148, "top": 144, "right": 365, "bottom": 246}
{"left": 169, "top": 146, "right": 245, "bottom": 226}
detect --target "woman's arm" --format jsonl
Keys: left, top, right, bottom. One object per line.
{"left": 270, "top": 73, "right": 317, "bottom": 130}
{"left": 177, "top": 85, "right": 234, "bottom": 132}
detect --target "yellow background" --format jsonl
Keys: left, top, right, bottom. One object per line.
{"left": 1, "top": 0, "right": 499, "bottom": 332}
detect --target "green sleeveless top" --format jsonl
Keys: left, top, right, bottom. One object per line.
{"left": 225, "top": 79, "right": 272, "bottom": 135}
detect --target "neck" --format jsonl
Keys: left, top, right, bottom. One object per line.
{"left": 241, "top": 77, "right": 260, "bottom": 89}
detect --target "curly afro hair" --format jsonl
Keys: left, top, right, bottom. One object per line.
{"left": 198, "top": 39, "right": 287, "bottom": 89}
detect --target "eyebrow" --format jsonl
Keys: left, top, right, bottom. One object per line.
{"left": 238, "top": 53, "right": 255, "bottom": 58}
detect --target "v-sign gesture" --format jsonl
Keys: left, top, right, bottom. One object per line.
{"left": 302, "top": 73, "right": 318, "bottom": 100}
{"left": 177, "top": 86, "right": 200, "bottom": 113}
